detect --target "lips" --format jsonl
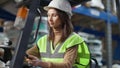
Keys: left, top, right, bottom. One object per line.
{"left": 49, "top": 22, "right": 54, "bottom": 26}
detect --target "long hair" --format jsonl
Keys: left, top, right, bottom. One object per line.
{"left": 48, "top": 8, "right": 73, "bottom": 42}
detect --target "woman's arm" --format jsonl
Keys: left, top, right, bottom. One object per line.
{"left": 27, "top": 45, "right": 78, "bottom": 68}
{"left": 26, "top": 45, "right": 40, "bottom": 58}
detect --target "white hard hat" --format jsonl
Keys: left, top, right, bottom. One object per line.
{"left": 44, "top": 0, "right": 72, "bottom": 17}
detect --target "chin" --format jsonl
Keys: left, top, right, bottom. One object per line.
{"left": 50, "top": 25, "right": 54, "bottom": 28}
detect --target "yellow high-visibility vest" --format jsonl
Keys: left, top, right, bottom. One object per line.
{"left": 37, "top": 32, "right": 90, "bottom": 68}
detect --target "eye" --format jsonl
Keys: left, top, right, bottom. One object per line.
{"left": 53, "top": 15, "right": 57, "bottom": 17}
{"left": 53, "top": 14, "right": 58, "bottom": 17}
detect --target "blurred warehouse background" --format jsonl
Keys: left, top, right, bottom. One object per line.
{"left": 0, "top": 0, "right": 120, "bottom": 68}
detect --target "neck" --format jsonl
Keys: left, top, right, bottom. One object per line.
{"left": 53, "top": 28, "right": 62, "bottom": 36}
{"left": 54, "top": 29, "right": 62, "bottom": 36}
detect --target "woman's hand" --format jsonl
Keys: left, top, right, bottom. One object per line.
{"left": 26, "top": 55, "right": 51, "bottom": 68}
{"left": 26, "top": 55, "right": 41, "bottom": 66}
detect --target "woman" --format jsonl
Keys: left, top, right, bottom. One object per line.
{"left": 26, "top": 0, "right": 90, "bottom": 68}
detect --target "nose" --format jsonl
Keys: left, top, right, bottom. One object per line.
{"left": 48, "top": 16, "right": 52, "bottom": 21}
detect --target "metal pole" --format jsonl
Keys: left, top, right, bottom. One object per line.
{"left": 116, "top": 0, "right": 120, "bottom": 33}
{"left": 10, "top": 0, "right": 40, "bottom": 68}
{"left": 106, "top": 0, "right": 112, "bottom": 68}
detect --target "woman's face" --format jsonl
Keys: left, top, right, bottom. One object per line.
{"left": 47, "top": 8, "right": 62, "bottom": 28}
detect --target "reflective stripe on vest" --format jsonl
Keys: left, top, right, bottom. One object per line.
{"left": 40, "top": 41, "right": 64, "bottom": 58}
{"left": 40, "top": 40, "right": 64, "bottom": 62}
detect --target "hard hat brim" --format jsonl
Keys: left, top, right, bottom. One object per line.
{"left": 44, "top": 6, "right": 72, "bottom": 16}
{"left": 44, "top": 6, "right": 55, "bottom": 11}
{"left": 43, "top": 6, "right": 72, "bottom": 18}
